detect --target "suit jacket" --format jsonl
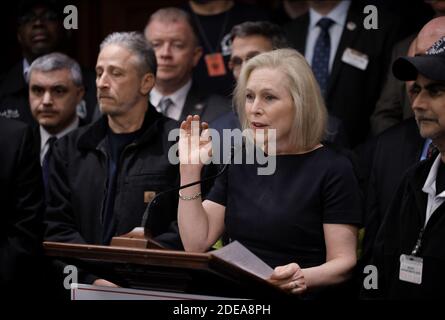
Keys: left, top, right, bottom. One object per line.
{"left": 0, "top": 118, "right": 44, "bottom": 295}
{"left": 370, "top": 34, "right": 416, "bottom": 135}
{"left": 33, "top": 117, "right": 87, "bottom": 156}
{"left": 362, "top": 117, "right": 423, "bottom": 265}
{"left": 179, "top": 82, "right": 232, "bottom": 123}
{"left": 0, "top": 61, "right": 98, "bottom": 126}
{"left": 284, "top": 3, "right": 400, "bottom": 146}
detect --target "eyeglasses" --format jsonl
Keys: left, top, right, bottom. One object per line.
{"left": 228, "top": 52, "right": 261, "bottom": 70}
{"left": 18, "top": 10, "right": 59, "bottom": 25}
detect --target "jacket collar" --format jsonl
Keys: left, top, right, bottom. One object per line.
{"left": 326, "top": 3, "right": 361, "bottom": 97}
{"left": 77, "top": 105, "right": 165, "bottom": 150}
{"left": 180, "top": 81, "right": 207, "bottom": 120}
{"left": 406, "top": 156, "right": 438, "bottom": 225}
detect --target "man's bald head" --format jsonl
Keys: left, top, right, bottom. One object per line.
{"left": 408, "top": 37, "right": 417, "bottom": 57}
{"left": 416, "top": 16, "right": 445, "bottom": 54}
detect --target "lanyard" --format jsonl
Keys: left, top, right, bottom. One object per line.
{"left": 191, "top": 10, "right": 231, "bottom": 53}
{"left": 411, "top": 227, "right": 424, "bottom": 256}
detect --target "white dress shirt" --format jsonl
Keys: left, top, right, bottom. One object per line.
{"left": 40, "top": 117, "right": 79, "bottom": 165}
{"left": 305, "top": 0, "right": 351, "bottom": 72}
{"left": 150, "top": 80, "right": 192, "bottom": 121}
{"left": 422, "top": 154, "right": 445, "bottom": 227}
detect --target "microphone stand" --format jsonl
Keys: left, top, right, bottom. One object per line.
{"left": 141, "top": 162, "right": 230, "bottom": 231}
{"left": 110, "top": 145, "right": 237, "bottom": 250}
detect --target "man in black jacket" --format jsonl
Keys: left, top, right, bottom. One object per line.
{"left": 362, "top": 16, "right": 445, "bottom": 268}
{"left": 0, "top": 118, "right": 44, "bottom": 297}
{"left": 370, "top": 36, "right": 445, "bottom": 299}
{"left": 44, "top": 32, "right": 181, "bottom": 288}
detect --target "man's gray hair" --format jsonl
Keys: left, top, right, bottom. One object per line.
{"left": 145, "top": 7, "right": 200, "bottom": 47}
{"left": 230, "top": 21, "right": 289, "bottom": 49}
{"left": 100, "top": 31, "right": 157, "bottom": 76}
{"left": 26, "top": 52, "right": 83, "bottom": 86}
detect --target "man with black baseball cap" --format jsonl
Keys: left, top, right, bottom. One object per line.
{"left": 370, "top": 36, "right": 445, "bottom": 299}
{"left": 393, "top": 37, "right": 445, "bottom": 82}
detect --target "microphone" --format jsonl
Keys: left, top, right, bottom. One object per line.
{"left": 141, "top": 142, "right": 241, "bottom": 237}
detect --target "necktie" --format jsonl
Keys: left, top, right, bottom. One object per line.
{"left": 42, "top": 136, "right": 57, "bottom": 189}
{"left": 159, "top": 97, "right": 173, "bottom": 117}
{"left": 427, "top": 142, "right": 439, "bottom": 160}
{"left": 312, "top": 17, "right": 334, "bottom": 97}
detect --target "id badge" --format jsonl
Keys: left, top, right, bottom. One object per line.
{"left": 399, "top": 254, "right": 423, "bottom": 284}
{"left": 341, "top": 48, "right": 369, "bottom": 71}
{"left": 204, "top": 53, "right": 227, "bottom": 77}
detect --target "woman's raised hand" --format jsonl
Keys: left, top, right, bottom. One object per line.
{"left": 179, "top": 115, "right": 213, "bottom": 169}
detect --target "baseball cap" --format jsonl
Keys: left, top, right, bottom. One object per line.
{"left": 393, "top": 36, "right": 445, "bottom": 82}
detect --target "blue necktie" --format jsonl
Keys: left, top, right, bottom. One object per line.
{"left": 42, "top": 136, "right": 57, "bottom": 190}
{"left": 312, "top": 17, "right": 334, "bottom": 97}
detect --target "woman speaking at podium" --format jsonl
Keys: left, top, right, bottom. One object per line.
{"left": 177, "top": 49, "right": 362, "bottom": 299}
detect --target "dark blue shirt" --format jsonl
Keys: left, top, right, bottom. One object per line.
{"left": 102, "top": 128, "right": 141, "bottom": 244}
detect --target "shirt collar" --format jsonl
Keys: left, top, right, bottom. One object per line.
{"left": 40, "top": 116, "right": 79, "bottom": 149}
{"left": 421, "top": 138, "right": 433, "bottom": 161}
{"left": 150, "top": 80, "right": 192, "bottom": 113}
{"left": 309, "top": 0, "right": 351, "bottom": 30}
{"left": 23, "top": 58, "right": 31, "bottom": 82}
{"left": 422, "top": 154, "right": 445, "bottom": 198}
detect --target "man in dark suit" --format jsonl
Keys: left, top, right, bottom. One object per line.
{"left": 27, "top": 52, "right": 85, "bottom": 189}
{"left": 0, "top": 118, "right": 44, "bottom": 297}
{"left": 369, "top": 35, "right": 416, "bottom": 136}
{"left": 284, "top": 1, "right": 400, "bottom": 146}
{"left": 0, "top": 0, "right": 97, "bottom": 126}
{"left": 144, "top": 7, "right": 231, "bottom": 123}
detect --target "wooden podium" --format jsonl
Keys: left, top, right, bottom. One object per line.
{"left": 43, "top": 237, "right": 288, "bottom": 299}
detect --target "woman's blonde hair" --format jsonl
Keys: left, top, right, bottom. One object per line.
{"left": 234, "top": 48, "right": 327, "bottom": 151}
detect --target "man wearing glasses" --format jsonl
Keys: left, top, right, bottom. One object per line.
{"left": 0, "top": 0, "right": 98, "bottom": 126}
